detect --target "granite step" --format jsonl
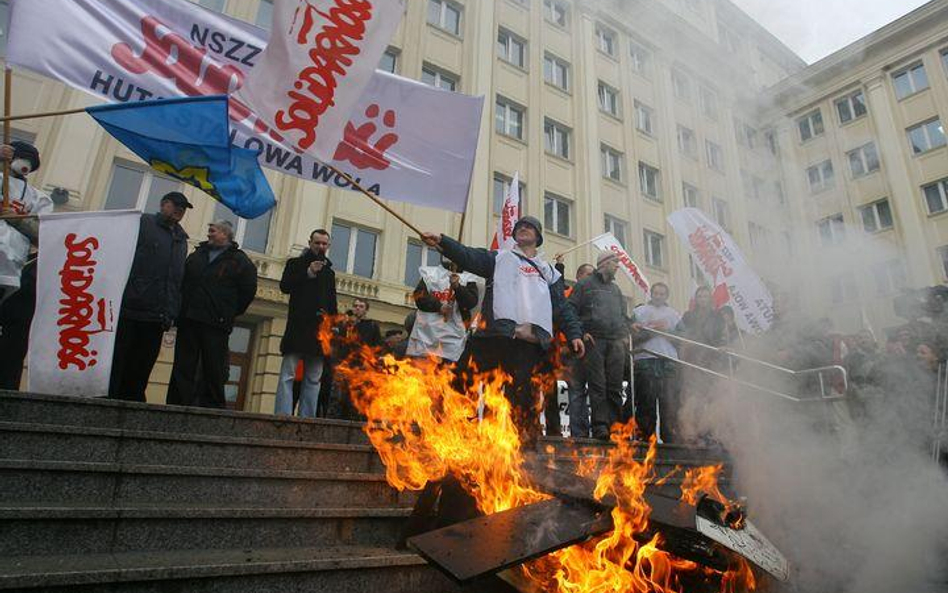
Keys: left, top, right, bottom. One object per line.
{"left": 0, "top": 504, "right": 411, "bottom": 557}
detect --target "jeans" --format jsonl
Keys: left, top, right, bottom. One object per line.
{"left": 275, "top": 353, "right": 324, "bottom": 417}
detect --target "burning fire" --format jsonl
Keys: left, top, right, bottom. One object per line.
{"left": 336, "top": 345, "right": 756, "bottom": 592}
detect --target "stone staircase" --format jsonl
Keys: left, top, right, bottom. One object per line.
{"left": 0, "top": 390, "right": 728, "bottom": 592}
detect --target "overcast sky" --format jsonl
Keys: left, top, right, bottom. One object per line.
{"left": 728, "top": 0, "right": 931, "bottom": 63}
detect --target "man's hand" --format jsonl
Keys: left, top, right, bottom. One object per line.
{"left": 571, "top": 338, "right": 585, "bottom": 358}
{"left": 308, "top": 260, "right": 325, "bottom": 275}
{"left": 449, "top": 273, "right": 460, "bottom": 287}
{"left": 554, "top": 253, "right": 564, "bottom": 265}
{"left": 421, "top": 232, "right": 442, "bottom": 248}
{"left": 0, "top": 145, "right": 12, "bottom": 162}
{"left": 632, "top": 323, "right": 644, "bottom": 332}
{"left": 647, "top": 321, "right": 668, "bottom": 331}
{"left": 0, "top": 205, "right": 15, "bottom": 217}
{"left": 440, "top": 303, "right": 453, "bottom": 321}
{"left": 583, "top": 333, "right": 596, "bottom": 346}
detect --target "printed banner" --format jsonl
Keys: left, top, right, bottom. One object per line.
{"left": 490, "top": 171, "right": 519, "bottom": 250}
{"left": 239, "top": 0, "right": 404, "bottom": 161}
{"left": 591, "top": 232, "right": 650, "bottom": 298}
{"left": 28, "top": 211, "right": 142, "bottom": 397}
{"left": 667, "top": 208, "right": 774, "bottom": 334}
{"left": 7, "top": 0, "right": 483, "bottom": 213}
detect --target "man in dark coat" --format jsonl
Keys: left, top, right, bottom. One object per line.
{"left": 275, "top": 229, "right": 338, "bottom": 417}
{"left": 109, "top": 191, "right": 190, "bottom": 402}
{"left": 166, "top": 220, "right": 257, "bottom": 409}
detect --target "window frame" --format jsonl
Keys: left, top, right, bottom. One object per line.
{"left": 427, "top": 0, "right": 463, "bottom": 36}
{"left": 378, "top": 47, "right": 400, "bottom": 74}
{"left": 421, "top": 63, "right": 459, "bottom": 91}
{"left": 705, "top": 140, "right": 724, "bottom": 172}
{"left": 806, "top": 159, "right": 835, "bottom": 193}
{"left": 858, "top": 199, "right": 893, "bottom": 233}
{"left": 492, "top": 172, "right": 525, "bottom": 215}
{"left": 543, "top": 192, "right": 573, "bottom": 238}
{"left": 834, "top": 90, "right": 867, "bottom": 124}
{"left": 600, "top": 144, "right": 623, "bottom": 183}
{"left": 797, "top": 109, "right": 824, "bottom": 142}
{"left": 671, "top": 69, "right": 691, "bottom": 102}
{"left": 638, "top": 161, "right": 661, "bottom": 202}
{"left": 643, "top": 229, "right": 665, "bottom": 268}
{"left": 892, "top": 62, "right": 929, "bottom": 100}
{"left": 712, "top": 197, "right": 729, "bottom": 230}
{"left": 330, "top": 220, "right": 380, "bottom": 279}
{"left": 817, "top": 213, "right": 845, "bottom": 247}
{"left": 404, "top": 240, "right": 443, "bottom": 287}
{"left": 597, "top": 81, "right": 621, "bottom": 118}
{"left": 497, "top": 27, "right": 528, "bottom": 70}
{"left": 677, "top": 124, "right": 697, "bottom": 157}
{"left": 543, "top": 118, "right": 571, "bottom": 160}
{"left": 604, "top": 214, "right": 628, "bottom": 248}
{"left": 495, "top": 96, "right": 526, "bottom": 140}
{"left": 103, "top": 159, "right": 183, "bottom": 213}
{"left": 543, "top": 52, "right": 570, "bottom": 92}
{"left": 847, "top": 142, "right": 880, "bottom": 178}
{"left": 543, "top": 0, "right": 568, "bottom": 28}
{"left": 595, "top": 24, "right": 617, "bottom": 57}
{"left": 682, "top": 182, "right": 700, "bottom": 208}
{"left": 922, "top": 178, "right": 948, "bottom": 215}
{"left": 634, "top": 100, "right": 654, "bottom": 136}
{"left": 629, "top": 41, "right": 651, "bottom": 77}
{"left": 699, "top": 86, "right": 718, "bottom": 120}
{"left": 906, "top": 118, "right": 946, "bottom": 155}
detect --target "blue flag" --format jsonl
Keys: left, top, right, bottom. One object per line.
{"left": 87, "top": 96, "right": 275, "bottom": 219}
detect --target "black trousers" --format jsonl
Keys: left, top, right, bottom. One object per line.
{"left": 108, "top": 317, "right": 165, "bottom": 402}
{"left": 166, "top": 319, "right": 229, "bottom": 409}
{"left": 629, "top": 358, "right": 678, "bottom": 442}
{"left": 583, "top": 338, "right": 626, "bottom": 439}
{"left": 0, "top": 264, "right": 37, "bottom": 391}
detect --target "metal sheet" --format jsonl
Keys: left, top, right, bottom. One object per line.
{"left": 696, "top": 515, "right": 791, "bottom": 581}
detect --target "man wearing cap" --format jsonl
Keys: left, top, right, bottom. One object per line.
{"left": 568, "top": 252, "right": 630, "bottom": 440}
{"left": 421, "top": 215, "right": 585, "bottom": 446}
{"left": 109, "top": 191, "right": 191, "bottom": 402}
{"left": 166, "top": 220, "right": 257, "bottom": 408}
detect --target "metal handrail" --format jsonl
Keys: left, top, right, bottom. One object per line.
{"left": 636, "top": 327, "right": 848, "bottom": 403}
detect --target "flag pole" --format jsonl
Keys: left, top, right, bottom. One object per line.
{"left": 554, "top": 233, "right": 609, "bottom": 259}
{"left": 0, "top": 105, "right": 87, "bottom": 125}
{"left": 325, "top": 163, "right": 424, "bottom": 237}
{"left": 456, "top": 208, "right": 467, "bottom": 242}
{"left": 2, "top": 68, "right": 13, "bottom": 210}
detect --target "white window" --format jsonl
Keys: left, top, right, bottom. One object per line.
{"left": 197, "top": 0, "right": 226, "bottom": 11}
{"left": 629, "top": 41, "right": 651, "bottom": 76}
{"left": 682, "top": 182, "right": 700, "bottom": 208}
{"left": 103, "top": 160, "right": 182, "bottom": 213}
{"left": 699, "top": 86, "right": 718, "bottom": 119}
{"left": 543, "top": 0, "right": 568, "bottom": 27}
{"left": 213, "top": 202, "right": 273, "bottom": 253}
{"left": 847, "top": 143, "right": 880, "bottom": 177}
{"left": 806, "top": 159, "right": 834, "bottom": 193}
{"left": 495, "top": 96, "right": 525, "bottom": 140}
{"left": 638, "top": 162, "right": 661, "bottom": 201}
{"left": 705, "top": 140, "right": 724, "bottom": 172}
{"left": 544, "top": 118, "right": 571, "bottom": 159}
{"left": 330, "top": 221, "right": 379, "bottom": 278}
{"left": 798, "top": 109, "right": 824, "bottom": 142}
{"left": 734, "top": 119, "right": 756, "bottom": 148}
{"left": 892, "top": 62, "right": 929, "bottom": 100}
{"left": 492, "top": 173, "right": 524, "bottom": 214}
{"left": 817, "top": 213, "right": 845, "bottom": 247}
{"left": 718, "top": 22, "right": 741, "bottom": 54}
{"left": 601, "top": 145, "right": 623, "bottom": 182}
{"left": 404, "top": 240, "right": 442, "bottom": 287}
{"left": 497, "top": 28, "right": 527, "bottom": 69}
{"left": 378, "top": 48, "right": 399, "bottom": 73}
{"left": 254, "top": 0, "right": 272, "bottom": 27}
{"left": 741, "top": 172, "right": 762, "bottom": 201}
{"left": 596, "top": 25, "right": 617, "bottom": 57}
{"left": 598, "top": 81, "right": 620, "bottom": 117}
{"left": 634, "top": 101, "right": 654, "bottom": 135}
{"left": 907, "top": 118, "right": 946, "bottom": 154}
{"left": 835, "top": 90, "right": 867, "bottom": 124}
{"left": 604, "top": 215, "right": 628, "bottom": 248}
{"left": 421, "top": 63, "right": 458, "bottom": 91}
{"left": 764, "top": 129, "right": 778, "bottom": 156}
{"left": 672, "top": 70, "right": 691, "bottom": 102}
{"left": 677, "top": 125, "right": 696, "bottom": 157}
{"left": 748, "top": 222, "right": 769, "bottom": 249}
{"left": 643, "top": 230, "right": 665, "bottom": 268}
{"left": 922, "top": 178, "right": 948, "bottom": 214}
{"left": 829, "top": 272, "right": 857, "bottom": 304}
{"left": 942, "top": 49, "right": 948, "bottom": 74}
{"left": 937, "top": 245, "right": 948, "bottom": 279}
{"left": 859, "top": 199, "right": 893, "bottom": 233}
{"left": 774, "top": 181, "right": 786, "bottom": 205}
{"left": 871, "top": 261, "right": 906, "bottom": 296}
{"left": 712, "top": 197, "right": 729, "bottom": 229}
{"left": 544, "top": 193, "right": 572, "bottom": 237}
{"left": 427, "top": 0, "right": 462, "bottom": 36}
{"left": 543, "top": 53, "right": 569, "bottom": 91}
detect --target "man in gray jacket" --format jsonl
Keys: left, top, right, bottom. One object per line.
{"left": 109, "top": 192, "right": 191, "bottom": 402}
{"left": 568, "top": 251, "right": 629, "bottom": 440}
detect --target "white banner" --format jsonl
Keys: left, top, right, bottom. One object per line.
{"left": 591, "top": 232, "right": 650, "bottom": 298}
{"left": 7, "top": 0, "right": 482, "bottom": 213}
{"left": 490, "top": 171, "right": 519, "bottom": 250}
{"left": 667, "top": 208, "right": 774, "bottom": 334}
{"left": 238, "top": 0, "right": 404, "bottom": 161}
{"left": 28, "top": 211, "right": 142, "bottom": 397}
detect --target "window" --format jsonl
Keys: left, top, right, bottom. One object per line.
{"left": 103, "top": 161, "right": 182, "bottom": 213}
{"left": 718, "top": 22, "right": 741, "bottom": 54}
{"left": 596, "top": 25, "right": 617, "bottom": 57}
{"left": 330, "top": 221, "right": 378, "bottom": 278}
{"left": 829, "top": 272, "right": 857, "bottom": 304}
{"left": 774, "top": 181, "right": 786, "bottom": 205}
{"left": 422, "top": 64, "right": 458, "bottom": 91}
{"left": 748, "top": 222, "right": 770, "bottom": 249}
{"left": 427, "top": 0, "right": 462, "bottom": 36}
{"left": 254, "top": 0, "right": 273, "bottom": 27}
{"left": 544, "top": 193, "right": 572, "bottom": 237}
{"left": 699, "top": 86, "right": 718, "bottom": 119}
{"left": 598, "top": 81, "right": 620, "bottom": 117}
{"left": 495, "top": 96, "right": 525, "bottom": 140}
{"left": 764, "top": 130, "right": 778, "bottom": 156}
{"left": 734, "top": 119, "right": 757, "bottom": 148}
{"left": 492, "top": 173, "right": 524, "bottom": 214}
{"left": 497, "top": 28, "right": 527, "bottom": 69}
{"left": 634, "top": 101, "right": 654, "bottom": 135}
{"left": 892, "top": 62, "right": 929, "bottom": 100}
{"left": 197, "top": 0, "right": 226, "bottom": 11}
{"left": 859, "top": 199, "right": 893, "bottom": 233}
{"left": 937, "top": 245, "right": 948, "bottom": 279}
{"left": 643, "top": 230, "right": 665, "bottom": 268}
{"left": 543, "top": 0, "right": 568, "bottom": 27}
{"left": 404, "top": 241, "right": 442, "bottom": 287}
{"left": 677, "top": 125, "right": 697, "bottom": 157}
{"left": 742, "top": 172, "right": 763, "bottom": 201}
{"left": 835, "top": 90, "right": 867, "bottom": 124}
{"left": 672, "top": 70, "right": 691, "bottom": 101}
{"left": 638, "top": 162, "right": 660, "bottom": 201}
{"left": 923, "top": 178, "right": 948, "bottom": 214}
{"left": 817, "top": 213, "right": 845, "bottom": 247}
{"left": 712, "top": 197, "right": 729, "bottom": 229}
{"left": 689, "top": 255, "right": 705, "bottom": 284}
{"left": 797, "top": 109, "right": 824, "bottom": 142}
{"left": 907, "top": 118, "right": 946, "bottom": 154}
{"left": 213, "top": 201, "right": 273, "bottom": 253}
{"left": 604, "top": 215, "right": 628, "bottom": 248}
{"left": 705, "top": 140, "right": 724, "bottom": 172}
{"left": 378, "top": 48, "right": 399, "bottom": 73}
{"left": 806, "top": 159, "right": 834, "bottom": 193}
{"left": 543, "top": 53, "right": 569, "bottom": 91}
{"left": 871, "top": 261, "right": 906, "bottom": 296}
{"left": 601, "top": 145, "right": 623, "bottom": 182}
{"left": 682, "top": 182, "right": 700, "bottom": 208}
{"left": 942, "top": 49, "right": 948, "bottom": 74}
{"left": 544, "top": 118, "right": 571, "bottom": 159}
{"left": 629, "top": 42, "right": 651, "bottom": 76}
{"left": 847, "top": 142, "right": 880, "bottom": 177}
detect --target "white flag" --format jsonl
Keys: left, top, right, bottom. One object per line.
{"left": 28, "top": 211, "right": 142, "bottom": 397}
{"left": 238, "top": 0, "right": 405, "bottom": 161}
{"left": 490, "top": 171, "right": 520, "bottom": 250}
{"left": 6, "top": 0, "right": 482, "bottom": 213}
{"left": 667, "top": 208, "right": 774, "bottom": 334}
{"left": 591, "top": 232, "right": 651, "bottom": 298}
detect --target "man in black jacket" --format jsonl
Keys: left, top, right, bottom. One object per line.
{"left": 166, "top": 220, "right": 257, "bottom": 409}
{"left": 275, "top": 229, "right": 338, "bottom": 417}
{"left": 109, "top": 191, "right": 190, "bottom": 402}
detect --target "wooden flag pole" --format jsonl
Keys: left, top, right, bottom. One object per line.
{"left": 325, "top": 163, "right": 424, "bottom": 237}
{"left": 0, "top": 105, "right": 87, "bottom": 125}
{"left": 2, "top": 68, "right": 13, "bottom": 210}
{"left": 456, "top": 208, "right": 467, "bottom": 242}
{"left": 553, "top": 233, "right": 609, "bottom": 259}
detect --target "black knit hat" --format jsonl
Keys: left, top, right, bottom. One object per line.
{"left": 10, "top": 140, "right": 40, "bottom": 173}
